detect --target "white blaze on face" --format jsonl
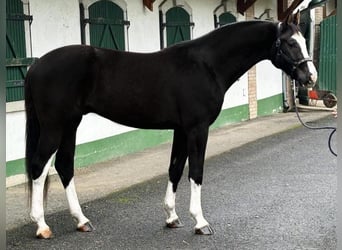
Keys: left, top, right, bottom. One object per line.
{"left": 291, "top": 32, "right": 318, "bottom": 83}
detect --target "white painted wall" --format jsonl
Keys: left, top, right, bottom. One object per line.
{"left": 6, "top": 111, "right": 26, "bottom": 161}
{"left": 223, "top": 74, "right": 249, "bottom": 109}
{"left": 5, "top": 109, "right": 136, "bottom": 161}
{"left": 127, "top": 1, "right": 160, "bottom": 52}
{"left": 30, "top": 0, "right": 81, "bottom": 57}
{"left": 256, "top": 60, "right": 283, "bottom": 100}
{"left": 254, "top": 0, "right": 283, "bottom": 100}
{"left": 6, "top": 0, "right": 283, "bottom": 162}
{"left": 76, "top": 114, "right": 135, "bottom": 145}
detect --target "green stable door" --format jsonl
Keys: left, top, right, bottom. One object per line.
{"left": 88, "top": 0, "right": 126, "bottom": 50}
{"left": 165, "top": 7, "right": 192, "bottom": 47}
{"left": 6, "top": 0, "right": 36, "bottom": 102}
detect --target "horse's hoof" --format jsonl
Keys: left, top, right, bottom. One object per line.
{"left": 36, "top": 227, "right": 53, "bottom": 239}
{"left": 166, "top": 219, "right": 184, "bottom": 228}
{"left": 77, "top": 221, "right": 95, "bottom": 232}
{"left": 195, "top": 224, "right": 214, "bottom": 235}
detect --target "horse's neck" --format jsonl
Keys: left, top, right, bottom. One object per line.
{"left": 200, "top": 21, "right": 278, "bottom": 92}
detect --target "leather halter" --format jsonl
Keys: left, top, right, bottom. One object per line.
{"left": 274, "top": 23, "right": 312, "bottom": 77}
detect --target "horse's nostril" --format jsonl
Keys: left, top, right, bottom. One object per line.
{"left": 307, "top": 78, "right": 316, "bottom": 88}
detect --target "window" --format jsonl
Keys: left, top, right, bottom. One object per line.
{"left": 80, "top": 0, "right": 129, "bottom": 50}
{"left": 165, "top": 7, "right": 192, "bottom": 46}
{"left": 213, "top": 1, "right": 237, "bottom": 28}
{"left": 214, "top": 12, "right": 237, "bottom": 28}
{"left": 159, "top": 0, "right": 193, "bottom": 49}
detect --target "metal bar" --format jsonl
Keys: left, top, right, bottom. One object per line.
{"left": 6, "top": 80, "right": 25, "bottom": 88}
{"left": 214, "top": 14, "right": 219, "bottom": 28}
{"left": 162, "top": 22, "right": 195, "bottom": 28}
{"left": 5, "top": 57, "right": 38, "bottom": 67}
{"left": 83, "top": 18, "right": 130, "bottom": 26}
{"left": 79, "top": 3, "right": 86, "bottom": 45}
{"left": 159, "top": 10, "right": 164, "bottom": 49}
{"left": 7, "top": 14, "right": 33, "bottom": 22}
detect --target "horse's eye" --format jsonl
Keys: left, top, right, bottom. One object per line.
{"left": 288, "top": 41, "right": 297, "bottom": 47}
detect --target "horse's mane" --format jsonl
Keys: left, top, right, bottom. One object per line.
{"left": 163, "top": 20, "right": 278, "bottom": 52}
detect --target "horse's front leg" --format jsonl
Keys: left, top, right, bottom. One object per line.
{"left": 164, "top": 129, "right": 188, "bottom": 228}
{"left": 187, "top": 125, "right": 214, "bottom": 235}
{"left": 189, "top": 179, "right": 214, "bottom": 235}
{"left": 164, "top": 181, "right": 182, "bottom": 227}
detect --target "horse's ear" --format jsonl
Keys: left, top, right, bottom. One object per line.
{"left": 293, "top": 10, "right": 300, "bottom": 26}
{"left": 284, "top": 13, "right": 292, "bottom": 24}
{"left": 285, "top": 11, "right": 300, "bottom": 26}
{"left": 285, "top": 13, "right": 292, "bottom": 25}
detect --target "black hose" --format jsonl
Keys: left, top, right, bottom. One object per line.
{"left": 293, "top": 83, "right": 337, "bottom": 157}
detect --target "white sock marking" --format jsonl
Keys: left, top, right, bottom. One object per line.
{"left": 164, "top": 180, "right": 179, "bottom": 224}
{"left": 30, "top": 155, "right": 54, "bottom": 235}
{"left": 189, "top": 179, "right": 209, "bottom": 229}
{"left": 65, "top": 177, "right": 89, "bottom": 227}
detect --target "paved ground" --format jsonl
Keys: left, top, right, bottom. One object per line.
{"left": 6, "top": 109, "right": 334, "bottom": 231}
{"left": 6, "top": 111, "right": 337, "bottom": 249}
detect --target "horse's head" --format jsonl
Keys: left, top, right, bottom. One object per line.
{"left": 271, "top": 12, "right": 317, "bottom": 87}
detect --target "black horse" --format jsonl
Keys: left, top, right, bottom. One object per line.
{"left": 25, "top": 12, "right": 317, "bottom": 238}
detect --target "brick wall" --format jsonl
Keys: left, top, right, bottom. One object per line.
{"left": 245, "top": 5, "right": 258, "bottom": 119}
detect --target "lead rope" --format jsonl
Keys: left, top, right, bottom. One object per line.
{"left": 292, "top": 80, "right": 337, "bottom": 157}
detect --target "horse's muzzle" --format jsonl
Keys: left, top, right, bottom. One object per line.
{"left": 309, "top": 73, "right": 317, "bottom": 85}
{"left": 306, "top": 73, "right": 317, "bottom": 88}
{"left": 295, "top": 75, "right": 316, "bottom": 88}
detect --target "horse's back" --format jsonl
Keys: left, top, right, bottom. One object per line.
{"left": 25, "top": 45, "right": 176, "bottom": 127}
{"left": 28, "top": 45, "right": 97, "bottom": 88}
{"left": 26, "top": 45, "right": 98, "bottom": 123}
{"left": 25, "top": 44, "right": 223, "bottom": 130}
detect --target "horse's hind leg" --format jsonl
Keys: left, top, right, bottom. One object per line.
{"left": 164, "top": 129, "right": 188, "bottom": 228}
{"left": 54, "top": 117, "right": 93, "bottom": 232}
{"left": 30, "top": 129, "right": 61, "bottom": 239}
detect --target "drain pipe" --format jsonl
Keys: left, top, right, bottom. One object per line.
{"left": 282, "top": 73, "right": 290, "bottom": 112}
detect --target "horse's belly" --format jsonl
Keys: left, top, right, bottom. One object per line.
{"left": 88, "top": 98, "right": 178, "bottom": 130}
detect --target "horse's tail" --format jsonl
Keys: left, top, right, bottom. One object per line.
{"left": 25, "top": 66, "right": 49, "bottom": 207}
